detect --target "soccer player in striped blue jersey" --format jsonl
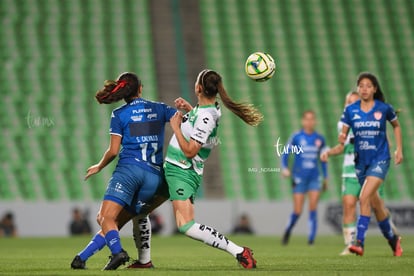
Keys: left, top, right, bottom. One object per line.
{"left": 71, "top": 72, "right": 176, "bottom": 270}
{"left": 339, "top": 72, "right": 403, "bottom": 256}
{"left": 281, "top": 111, "right": 328, "bottom": 245}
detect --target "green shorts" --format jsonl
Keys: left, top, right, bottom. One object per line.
{"left": 164, "top": 162, "right": 201, "bottom": 202}
{"left": 342, "top": 177, "right": 385, "bottom": 198}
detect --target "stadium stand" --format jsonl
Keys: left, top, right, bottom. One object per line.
{"left": 0, "top": 0, "right": 158, "bottom": 200}
{"left": 0, "top": 0, "right": 413, "bottom": 201}
{"left": 199, "top": 0, "right": 414, "bottom": 200}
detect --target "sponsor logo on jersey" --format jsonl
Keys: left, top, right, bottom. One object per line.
{"left": 374, "top": 111, "right": 382, "bottom": 120}
{"left": 147, "top": 113, "right": 158, "bottom": 120}
{"left": 315, "top": 139, "right": 322, "bottom": 147}
{"left": 133, "top": 108, "right": 152, "bottom": 114}
{"left": 352, "top": 114, "right": 361, "bottom": 120}
{"left": 354, "top": 121, "right": 380, "bottom": 128}
{"left": 358, "top": 141, "right": 377, "bottom": 150}
{"left": 131, "top": 115, "right": 143, "bottom": 121}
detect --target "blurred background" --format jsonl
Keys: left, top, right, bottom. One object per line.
{"left": 0, "top": 0, "right": 413, "bottom": 236}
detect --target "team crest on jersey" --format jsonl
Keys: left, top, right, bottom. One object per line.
{"left": 374, "top": 111, "right": 382, "bottom": 120}
{"left": 315, "top": 139, "right": 322, "bottom": 147}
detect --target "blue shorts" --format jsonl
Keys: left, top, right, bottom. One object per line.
{"left": 355, "top": 160, "right": 390, "bottom": 186}
{"left": 292, "top": 176, "right": 320, "bottom": 194}
{"left": 104, "top": 164, "right": 163, "bottom": 214}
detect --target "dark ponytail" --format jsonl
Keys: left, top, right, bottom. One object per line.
{"left": 95, "top": 72, "right": 141, "bottom": 104}
{"left": 357, "top": 72, "right": 385, "bottom": 102}
{"left": 198, "top": 70, "right": 263, "bottom": 126}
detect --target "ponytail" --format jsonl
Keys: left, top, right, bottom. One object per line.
{"left": 95, "top": 72, "right": 141, "bottom": 104}
{"left": 198, "top": 69, "right": 263, "bottom": 126}
{"left": 217, "top": 82, "right": 263, "bottom": 126}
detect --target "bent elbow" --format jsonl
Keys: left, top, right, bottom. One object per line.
{"left": 184, "top": 151, "right": 197, "bottom": 159}
{"left": 107, "top": 149, "right": 119, "bottom": 158}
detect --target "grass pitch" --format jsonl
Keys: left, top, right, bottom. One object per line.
{"left": 0, "top": 235, "right": 413, "bottom": 275}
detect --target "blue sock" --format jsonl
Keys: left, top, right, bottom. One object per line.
{"left": 285, "top": 213, "right": 300, "bottom": 233}
{"left": 105, "top": 230, "right": 123, "bottom": 255}
{"left": 308, "top": 210, "right": 317, "bottom": 242}
{"left": 378, "top": 217, "right": 395, "bottom": 240}
{"left": 356, "top": 215, "right": 371, "bottom": 246}
{"left": 78, "top": 233, "right": 106, "bottom": 261}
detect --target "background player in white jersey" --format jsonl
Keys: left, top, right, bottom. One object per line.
{"left": 165, "top": 69, "right": 262, "bottom": 269}
{"left": 339, "top": 72, "right": 403, "bottom": 256}
{"left": 321, "top": 91, "right": 396, "bottom": 255}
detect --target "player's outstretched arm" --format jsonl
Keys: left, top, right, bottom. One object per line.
{"left": 85, "top": 135, "right": 121, "bottom": 180}
{"left": 338, "top": 125, "right": 350, "bottom": 145}
{"left": 320, "top": 144, "right": 344, "bottom": 162}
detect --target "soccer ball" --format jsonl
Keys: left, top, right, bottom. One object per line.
{"left": 245, "top": 52, "right": 276, "bottom": 81}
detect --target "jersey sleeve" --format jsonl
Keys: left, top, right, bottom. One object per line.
{"left": 386, "top": 104, "right": 397, "bottom": 122}
{"left": 163, "top": 103, "right": 177, "bottom": 122}
{"left": 109, "top": 111, "right": 123, "bottom": 137}
{"left": 190, "top": 111, "right": 215, "bottom": 144}
{"left": 340, "top": 106, "right": 351, "bottom": 127}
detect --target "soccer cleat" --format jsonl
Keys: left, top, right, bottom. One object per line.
{"left": 236, "top": 247, "right": 257, "bottom": 269}
{"left": 127, "top": 260, "right": 154, "bottom": 269}
{"left": 102, "top": 250, "right": 130, "bottom": 270}
{"left": 308, "top": 239, "right": 314, "bottom": 246}
{"left": 348, "top": 240, "right": 364, "bottom": 256}
{"left": 388, "top": 235, "right": 403, "bottom": 257}
{"left": 339, "top": 247, "right": 353, "bottom": 256}
{"left": 70, "top": 255, "right": 86, "bottom": 269}
{"left": 281, "top": 231, "right": 291, "bottom": 245}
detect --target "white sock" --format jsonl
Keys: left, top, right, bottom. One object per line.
{"left": 342, "top": 226, "right": 356, "bottom": 246}
{"left": 132, "top": 216, "right": 152, "bottom": 264}
{"left": 185, "top": 222, "right": 243, "bottom": 257}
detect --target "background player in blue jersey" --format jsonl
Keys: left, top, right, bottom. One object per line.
{"left": 71, "top": 72, "right": 177, "bottom": 270}
{"left": 339, "top": 72, "right": 403, "bottom": 257}
{"left": 281, "top": 111, "right": 328, "bottom": 245}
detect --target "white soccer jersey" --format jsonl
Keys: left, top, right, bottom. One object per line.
{"left": 165, "top": 103, "right": 221, "bottom": 175}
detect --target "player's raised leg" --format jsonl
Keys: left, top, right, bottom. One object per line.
{"left": 172, "top": 198, "right": 256, "bottom": 269}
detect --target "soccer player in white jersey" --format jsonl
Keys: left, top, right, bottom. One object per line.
{"left": 165, "top": 69, "right": 263, "bottom": 269}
